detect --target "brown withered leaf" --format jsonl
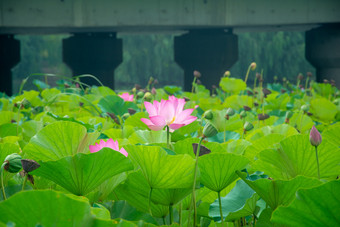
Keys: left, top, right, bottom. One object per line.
{"left": 192, "top": 143, "right": 211, "bottom": 157}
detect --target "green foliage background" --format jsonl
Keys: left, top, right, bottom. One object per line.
{"left": 12, "top": 31, "right": 315, "bottom": 93}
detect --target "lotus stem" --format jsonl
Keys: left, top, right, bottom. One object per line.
{"left": 22, "top": 174, "right": 28, "bottom": 191}
{"left": 166, "top": 126, "right": 170, "bottom": 148}
{"left": 191, "top": 137, "right": 204, "bottom": 227}
{"left": 148, "top": 187, "right": 153, "bottom": 216}
{"left": 244, "top": 64, "right": 252, "bottom": 84}
{"left": 1, "top": 164, "right": 6, "bottom": 200}
{"left": 169, "top": 205, "right": 173, "bottom": 224}
{"left": 192, "top": 77, "right": 197, "bottom": 93}
{"left": 179, "top": 202, "right": 182, "bottom": 226}
{"left": 315, "top": 146, "right": 320, "bottom": 179}
{"left": 218, "top": 191, "right": 224, "bottom": 225}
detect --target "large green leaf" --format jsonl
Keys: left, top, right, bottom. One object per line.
{"left": 209, "top": 179, "right": 255, "bottom": 222}
{"left": 98, "top": 95, "right": 136, "bottom": 116}
{"left": 310, "top": 98, "right": 337, "bottom": 122}
{"left": 128, "top": 130, "right": 167, "bottom": 144}
{"left": 322, "top": 124, "right": 340, "bottom": 147}
{"left": 125, "top": 145, "right": 195, "bottom": 189}
{"left": 198, "top": 153, "right": 249, "bottom": 192}
{"left": 24, "top": 121, "right": 100, "bottom": 161}
{"left": 0, "top": 190, "right": 94, "bottom": 227}
{"left": 271, "top": 180, "right": 340, "bottom": 227}
{"left": 219, "top": 77, "right": 246, "bottom": 94}
{"left": 238, "top": 172, "right": 322, "bottom": 210}
{"left": 114, "top": 171, "right": 169, "bottom": 218}
{"left": 32, "top": 148, "right": 133, "bottom": 195}
{"left": 0, "top": 123, "right": 21, "bottom": 138}
{"left": 253, "top": 134, "right": 340, "bottom": 180}
{"left": 245, "top": 124, "right": 298, "bottom": 141}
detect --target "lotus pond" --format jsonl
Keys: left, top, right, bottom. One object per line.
{"left": 0, "top": 73, "right": 339, "bottom": 227}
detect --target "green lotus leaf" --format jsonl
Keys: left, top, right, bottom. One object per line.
{"left": 198, "top": 97, "right": 224, "bottom": 111}
{"left": 151, "top": 187, "right": 192, "bottom": 207}
{"left": 287, "top": 112, "right": 314, "bottom": 134}
{"left": 223, "top": 95, "right": 252, "bottom": 110}
{"left": 24, "top": 121, "right": 100, "bottom": 161}
{"left": 91, "top": 203, "right": 111, "bottom": 220}
{"left": 253, "top": 134, "right": 340, "bottom": 180}
{"left": 32, "top": 148, "right": 133, "bottom": 195}
{"left": 0, "top": 111, "right": 13, "bottom": 125}
{"left": 310, "top": 98, "right": 337, "bottom": 122}
{"left": 171, "top": 121, "right": 201, "bottom": 142}
{"left": 225, "top": 193, "right": 260, "bottom": 222}
{"left": 0, "top": 190, "right": 94, "bottom": 227}
{"left": 219, "top": 77, "right": 247, "bottom": 94}
{"left": 128, "top": 130, "right": 167, "bottom": 145}
{"left": 198, "top": 153, "right": 249, "bottom": 192}
{"left": 209, "top": 179, "right": 255, "bottom": 222}
{"left": 21, "top": 120, "right": 43, "bottom": 142}
{"left": 224, "top": 139, "right": 252, "bottom": 155}
{"left": 124, "top": 112, "right": 150, "bottom": 130}
{"left": 41, "top": 88, "right": 61, "bottom": 102}
{"left": 238, "top": 172, "right": 322, "bottom": 210}
{"left": 271, "top": 180, "right": 340, "bottom": 227}
{"left": 244, "top": 134, "right": 284, "bottom": 161}
{"left": 98, "top": 95, "right": 137, "bottom": 116}
{"left": 114, "top": 171, "right": 169, "bottom": 218}
{"left": 245, "top": 124, "right": 298, "bottom": 141}
{"left": 322, "top": 124, "right": 340, "bottom": 147}
{"left": 91, "top": 86, "right": 116, "bottom": 97}
{"left": 125, "top": 145, "right": 195, "bottom": 189}
{"left": 0, "top": 123, "right": 21, "bottom": 138}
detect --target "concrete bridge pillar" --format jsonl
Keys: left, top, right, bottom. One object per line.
{"left": 62, "top": 33, "right": 122, "bottom": 89}
{"left": 306, "top": 24, "right": 340, "bottom": 87}
{"left": 174, "top": 30, "right": 238, "bottom": 91}
{"left": 0, "top": 35, "right": 20, "bottom": 96}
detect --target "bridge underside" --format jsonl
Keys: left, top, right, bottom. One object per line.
{"left": 1, "top": 0, "right": 340, "bottom": 94}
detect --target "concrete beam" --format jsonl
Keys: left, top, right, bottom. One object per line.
{"left": 0, "top": 0, "right": 339, "bottom": 34}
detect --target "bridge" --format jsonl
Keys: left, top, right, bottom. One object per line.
{"left": 1, "top": 0, "right": 340, "bottom": 95}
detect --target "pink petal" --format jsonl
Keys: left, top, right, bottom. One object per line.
{"left": 150, "top": 115, "right": 166, "bottom": 127}
{"left": 141, "top": 118, "right": 164, "bottom": 131}
{"left": 174, "top": 108, "right": 195, "bottom": 123}
{"left": 159, "top": 100, "right": 175, "bottom": 124}
{"left": 182, "top": 116, "right": 197, "bottom": 125}
{"left": 144, "top": 101, "right": 157, "bottom": 116}
{"left": 169, "top": 123, "right": 185, "bottom": 130}
{"left": 89, "top": 144, "right": 100, "bottom": 153}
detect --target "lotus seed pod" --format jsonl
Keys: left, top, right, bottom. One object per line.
{"left": 240, "top": 111, "right": 247, "bottom": 118}
{"left": 226, "top": 108, "right": 235, "bottom": 117}
{"left": 301, "top": 104, "right": 310, "bottom": 112}
{"left": 122, "top": 113, "right": 130, "bottom": 120}
{"left": 203, "top": 122, "right": 218, "bottom": 138}
{"left": 258, "top": 113, "right": 270, "bottom": 121}
{"left": 4, "top": 153, "right": 22, "bottom": 173}
{"left": 144, "top": 92, "right": 152, "bottom": 101}
{"left": 285, "top": 111, "right": 293, "bottom": 119}
{"left": 297, "top": 73, "right": 304, "bottom": 81}
{"left": 244, "top": 122, "right": 254, "bottom": 131}
{"left": 224, "top": 71, "right": 231, "bottom": 77}
{"left": 193, "top": 70, "right": 201, "bottom": 78}
{"left": 310, "top": 125, "right": 322, "bottom": 147}
{"left": 203, "top": 110, "right": 213, "bottom": 120}
{"left": 137, "top": 91, "right": 144, "bottom": 99}
{"left": 21, "top": 159, "right": 40, "bottom": 173}
{"left": 250, "top": 62, "right": 257, "bottom": 71}
{"left": 21, "top": 98, "right": 31, "bottom": 109}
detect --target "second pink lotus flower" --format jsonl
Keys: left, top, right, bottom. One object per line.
{"left": 119, "top": 93, "right": 134, "bottom": 102}
{"left": 141, "top": 95, "right": 197, "bottom": 131}
{"left": 89, "top": 139, "right": 128, "bottom": 157}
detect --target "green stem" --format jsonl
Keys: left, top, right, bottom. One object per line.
{"left": 179, "top": 202, "right": 182, "bottom": 227}
{"left": 166, "top": 126, "right": 170, "bottom": 149}
{"left": 218, "top": 191, "right": 224, "bottom": 225}
{"left": 192, "top": 77, "right": 197, "bottom": 93}
{"left": 22, "top": 174, "right": 28, "bottom": 191}
{"left": 1, "top": 164, "right": 6, "bottom": 200}
{"left": 315, "top": 146, "right": 320, "bottom": 179}
{"left": 162, "top": 216, "right": 166, "bottom": 225}
{"left": 253, "top": 214, "right": 256, "bottom": 227}
{"left": 191, "top": 137, "right": 204, "bottom": 227}
{"left": 244, "top": 64, "right": 251, "bottom": 84}
{"left": 169, "top": 205, "right": 173, "bottom": 225}
{"left": 148, "top": 188, "right": 153, "bottom": 216}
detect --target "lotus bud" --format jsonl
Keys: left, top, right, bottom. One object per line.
{"left": 323, "top": 79, "right": 329, "bottom": 84}
{"left": 143, "top": 92, "right": 152, "bottom": 101}
{"left": 131, "top": 87, "right": 136, "bottom": 93}
{"left": 301, "top": 104, "right": 309, "bottom": 112}
{"left": 137, "top": 91, "right": 144, "bottom": 99}
{"left": 250, "top": 62, "right": 256, "bottom": 71}
{"left": 148, "top": 77, "right": 154, "bottom": 85}
{"left": 151, "top": 87, "right": 157, "bottom": 95}
{"left": 243, "top": 122, "right": 254, "bottom": 132}
{"left": 282, "top": 77, "right": 287, "bottom": 82}
{"left": 274, "top": 76, "right": 278, "bottom": 82}
{"left": 256, "top": 73, "right": 261, "bottom": 80}
{"left": 203, "top": 122, "right": 218, "bottom": 138}
{"left": 240, "top": 111, "right": 247, "bottom": 119}
{"left": 193, "top": 70, "right": 201, "bottom": 78}
{"left": 310, "top": 126, "right": 322, "bottom": 147}
{"left": 3, "top": 153, "right": 22, "bottom": 173}
{"left": 224, "top": 71, "right": 231, "bottom": 77}
{"left": 154, "top": 79, "right": 159, "bottom": 85}
{"left": 203, "top": 110, "right": 213, "bottom": 120}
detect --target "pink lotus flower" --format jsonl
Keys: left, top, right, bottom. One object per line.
{"left": 141, "top": 96, "right": 197, "bottom": 131}
{"left": 89, "top": 139, "right": 128, "bottom": 157}
{"left": 310, "top": 125, "right": 322, "bottom": 147}
{"left": 119, "top": 93, "right": 134, "bottom": 102}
